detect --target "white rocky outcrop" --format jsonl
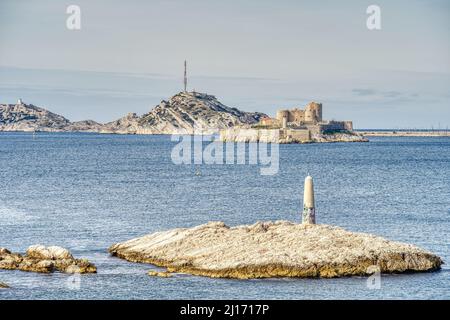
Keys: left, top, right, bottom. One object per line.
{"left": 220, "top": 128, "right": 368, "bottom": 144}
{"left": 109, "top": 221, "right": 442, "bottom": 279}
{"left": 311, "top": 132, "right": 368, "bottom": 143}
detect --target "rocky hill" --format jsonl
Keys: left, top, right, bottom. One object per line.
{"left": 0, "top": 102, "right": 70, "bottom": 132}
{"left": 0, "top": 92, "right": 266, "bottom": 134}
{"left": 134, "top": 91, "right": 265, "bottom": 134}
{"left": 101, "top": 92, "right": 265, "bottom": 134}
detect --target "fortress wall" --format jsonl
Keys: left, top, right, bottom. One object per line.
{"left": 258, "top": 129, "right": 283, "bottom": 143}
{"left": 289, "top": 109, "right": 305, "bottom": 123}
{"left": 319, "top": 121, "right": 351, "bottom": 132}
{"left": 343, "top": 121, "right": 353, "bottom": 131}
{"left": 220, "top": 128, "right": 281, "bottom": 143}
{"left": 285, "top": 129, "right": 310, "bottom": 142}
{"left": 305, "top": 125, "right": 322, "bottom": 135}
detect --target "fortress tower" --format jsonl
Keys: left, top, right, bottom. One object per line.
{"left": 304, "top": 102, "right": 322, "bottom": 124}
{"left": 276, "top": 110, "right": 289, "bottom": 124}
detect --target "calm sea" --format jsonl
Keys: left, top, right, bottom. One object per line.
{"left": 0, "top": 132, "right": 449, "bottom": 299}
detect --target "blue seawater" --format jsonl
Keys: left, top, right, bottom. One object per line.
{"left": 0, "top": 132, "right": 449, "bottom": 299}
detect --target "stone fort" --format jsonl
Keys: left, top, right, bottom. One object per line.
{"left": 261, "top": 102, "right": 352, "bottom": 131}
{"left": 257, "top": 102, "right": 353, "bottom": 142}
{"left": 276, "top": 102, "right": 323, "bottom": 125}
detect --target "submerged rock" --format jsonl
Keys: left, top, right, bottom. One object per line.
{"left": 148, "top": 270, "right": 173, "bottom": 278}
{"left": 0, "top": 245, "right": 96, "bottom": 274}
{"left": 0, "top": 281, "right": 9, "bottom": 288}
{"left": 109, "top": 221, "right": 443, "bottom": 279}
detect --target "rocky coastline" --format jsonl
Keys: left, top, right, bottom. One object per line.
{"left": 219, "top": 128, "right": 368, "bottom": 144}
{"left": 108, "top": 221, "right": 442, "bottom": 279}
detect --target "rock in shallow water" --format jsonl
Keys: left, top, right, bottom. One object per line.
{"left": 0, "top": 245, "right": 96, "bottom": 274}
{"left": 148, "top": 270, "right": 173, "bottom": 278}
{"left": 109, "top": 221, "right": 443, "bottom": 279}
{"left": 0, "top": 281, "right": 9, "bottom": 288}
{"left": 26, "top": 245, "right": 74, "bottom": 260}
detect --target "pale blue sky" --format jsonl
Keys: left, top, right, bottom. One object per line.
{"left": 1, "top": 0, "right": 449, "bottom": 128}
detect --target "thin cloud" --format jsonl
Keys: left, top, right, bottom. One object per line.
{"left": 352, "top": 88, "right": 419, "bottom": 100}
{"left": 352, "top": 88, "right": 377, "bottom": 96}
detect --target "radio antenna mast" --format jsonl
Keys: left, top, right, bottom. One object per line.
{"left": 184, "top": 60, "right": 187, "bottom": 92}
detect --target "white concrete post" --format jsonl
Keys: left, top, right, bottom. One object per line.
{"left": 302, "top": 175, "right": 316, "bottom": 224}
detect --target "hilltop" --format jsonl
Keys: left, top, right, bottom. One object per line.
{"left": 135, "top": 91, "right": 265, "bottom": 134}
{"left": 0, "top": 102, "right": 70, "bottom": 132}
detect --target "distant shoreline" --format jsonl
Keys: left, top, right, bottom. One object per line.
{"left": 357, "top": 130, "right": 450, "bottom": 137}
{"left": 1, "top": 130, "right": 449, "bottom": 138}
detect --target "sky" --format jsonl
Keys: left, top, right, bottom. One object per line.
{"left": 0, "top": 0, "right": 449, "bottom": 128}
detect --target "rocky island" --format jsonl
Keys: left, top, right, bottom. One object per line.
{"left": 109, "top": 221, "right": 442, "bottom": 279}
{"left": 220, "top": 102, "right": 367, "bottom": 144}
{"left": 0, "top": 245, "right": 96, "bottom": 274}
{"left": 0, "top": 93, "right": 265, "bottom": 135}
{"left": 1, "top": 94, "right": 366, "bottom": 143}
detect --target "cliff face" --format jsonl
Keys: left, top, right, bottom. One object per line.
{"left": 0, "top": 103, "right": 70, "bottom": 132}
{"left": 0, "top": 92, "right": 266, "bottom": 134}
{"left": 220, "top": 128, "right": 368, "bottom": 144}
